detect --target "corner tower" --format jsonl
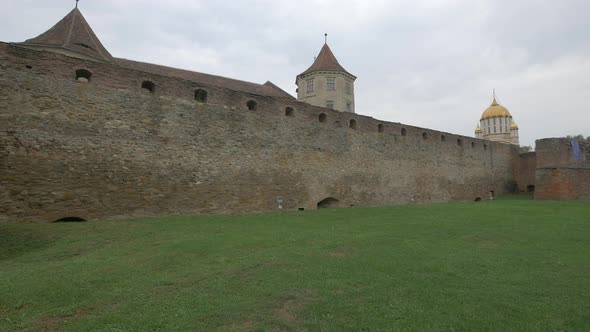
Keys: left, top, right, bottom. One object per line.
{"left": 12, "top": 6, "right": 113, "bottom": 63}
{"left": 476, "top": 92, "right": 519, "bottom": 145}
{"left": 296, "top": 36, "right": 356, "bottom": 113}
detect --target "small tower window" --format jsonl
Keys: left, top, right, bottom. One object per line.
{"left": 457, "top": 138, "right": 463, "bottom": 146}
{"left": 346, "top": 102, "right": 351, "bottom": 112}
{"left": 285, "top": 107, "right": 294, "bottom": 117}
{"left": 306, "top": 79, "right": 314, "bottom": 93}
{"left": 345, "top": 82, "right": 351, "bottom": 94}
{"left": 471, "top": 142, "right": 475, "bottom": 148}
{"left": 484, "top": 144, "right": 488, "bottom": 150}
{"left": 401, "top": 128, "right": 407, "bottom": 136}
{"left": 194, "top": 89, "right": 208, "bottom": 103}
{"left": 75, "top": 69, "right": 92, "bottom": 82}
{"left": 327, "top": 78, "right": 335, "bottom": 91}
{"left": 142, "top": 81, "right": 156, "bottom": 94}
{"left": 349, "top": 119, "right": 357, "bottom": 130}
{"left": 247, "top": 100, "right": 257, "bottom": 110}
{"left": 378, "top": 124, "right": 384, "bottom": 133}
{"left": 319, "top": 113, "right": 327, "bottom": 123}
{"left": 441, "top": 135, "right": 446, "bottom": 142}
{"left": 326, "top": 100, "right": 334, "bottom": 110}
{"left": 422, "top": 132, "right": 428, "bottom": 140}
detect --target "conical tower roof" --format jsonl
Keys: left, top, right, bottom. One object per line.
{"left": 298, "top": 43, "right": 355, "bottom": 79}
{"left": 16, "top": 8, "right": 113, "bottom": 63}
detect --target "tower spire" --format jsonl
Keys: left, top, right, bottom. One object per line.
{"left": 75, "top": 0, "right": 79, "bottom": 8}
{"left": 491, "top": 88, "right": 498, "bottom": 105}
{"left": 324, "top": 33, "right": 327, "bottom": 44}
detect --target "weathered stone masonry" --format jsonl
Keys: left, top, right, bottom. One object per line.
{"left": 0, "top": 42, "right": 518, "bottom": 223}
{"left": 534, "top": 138, "right": 590, "bottom": 200}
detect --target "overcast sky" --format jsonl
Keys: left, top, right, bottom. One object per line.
{"left": 2, "top": 0, "right": 589, "bottom": 147}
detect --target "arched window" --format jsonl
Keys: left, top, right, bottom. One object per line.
{"left": 457, "top": 138, "right": 463, "bottom": 146}
{"left": 317, "top": 197, "right": 340, "bottom": 209}
{"left": 285, "top": 107, "right": 294, "bottom": 117}
{"left": 471, "top": 142, "right": 475, "bottom": 148}
{"left": 441, "top": 135, "right": 446, "bottom": 142}
{"left": 349, "top": 119, "right": 357, "bottom": 130}
{"left": 75, "top": 69, "right": 92, "bottom": 82}
{"left": 484, "top": 144, "right": 488, "bottom": 150}
{"left": 247, "top": 100, "right": 257, "bottom": 111}
{"left": 319, "top": 113, "right": 327, "bottom": 123}
{"left": 422, "top": 132, "right": 428, "bottom": 140}
{"left": 401, "top": 128, "right": 407, "bottom": 136}
{"left": 194, "top": 89, "right": 207, "bottom": 103}
{"left": 378, "top": 124, "right": 384, "bottom": 133}
{"left": 142, "top": 81, "right": 156, "bottom": 94}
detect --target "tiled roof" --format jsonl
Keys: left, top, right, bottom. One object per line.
{"left": 16, "top": 8, "right": 293, "bottom": 98}
{"left": 18, "top": 8, "right": 114, "bottom": 63}
{"left": 298, "top": 43, "right": 355, "bottom": 78}
{"left": 116, "top": 58, "right": 293, "bottom": 98}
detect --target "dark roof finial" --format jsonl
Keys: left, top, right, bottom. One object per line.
{"left": 324, "top": 33, "right": 327, "bottom": 44}
{"left": 75, "top": 0, "right": 79, "bottom": 8}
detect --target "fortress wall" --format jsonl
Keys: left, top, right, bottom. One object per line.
{"left": 534, "top": 138, "right": 590, "bottom": 200}
{"left": 0, "top": 43, "right": 517, "bottom": 223}
{"left": 513, "top": 152, "right": 536, "bottom": 192}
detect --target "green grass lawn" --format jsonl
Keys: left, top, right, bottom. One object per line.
{"left": 1, "top": 198, "right": 589, "bottom": 331}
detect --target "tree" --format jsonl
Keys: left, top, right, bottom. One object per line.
{"left": 565, "top": 135, "right": 590, "bottom": 145}
{"left": 520, "top": 146, "right": 533, "bottom": 152}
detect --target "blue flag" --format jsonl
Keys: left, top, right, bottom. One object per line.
{"left": 571, "top": 140, "right": 582, "bottom": 161}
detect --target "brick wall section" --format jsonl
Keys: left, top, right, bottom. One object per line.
{"left": 535, "top": 138, "right": 590, "bottom": 200}
{"left": 0, "top": 43, "right": 517, "bottom": 223}
{"left": 513, "top": 152, "right": 536, "bottom": 192}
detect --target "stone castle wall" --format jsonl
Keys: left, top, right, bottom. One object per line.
{"left": 0, "top": 42, "right": 517, "bottom": 223}
{"left": 514, "top": 152, "right": 536, "bottom": 193}
{"left": 535, "top": 138, "right": 590, "bottom": 200}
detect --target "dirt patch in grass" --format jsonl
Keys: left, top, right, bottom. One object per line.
{"left": 326, "top": 247, "right": 352, "bottom": 258}
{"left": 231, "top": 320, "right": 255, "bottom": 331}
{"left": 37, "top": 309, "right": 91, "bottom": 332}
{"left": 277, "top": 299, "right": 298, "bottom": 323}
{"left": 38, "top": 315, "right": 62, "bottom": 332}
{"left": 275, "top": 289, "right": 317, "bottom": 326}
{"left": 478, "top": 240, "right": 498, "bottom": 248}
{"left": 36, "top": 303, "right": 119, "bottom": 331}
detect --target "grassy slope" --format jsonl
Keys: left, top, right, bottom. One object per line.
{"left": 1, "top": 198, "right": 589, "bottom": 331}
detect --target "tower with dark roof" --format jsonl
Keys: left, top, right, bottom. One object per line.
{"left": 11, "top": 6, "right": 292, "bottom": 98}
{"left": 296, "top": 40, "right": 356, "bottom": 113}
{"left": 14, "top": 7, "right": 114, "bottom": 63}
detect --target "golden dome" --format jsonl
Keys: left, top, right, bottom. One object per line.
{"left": 510, "top": 122, "right": 519, "bottom": 129}
{"left": 481, "top": 98, "right": 512, "bottom": 120}
{"left": 475, "top": 125, "right": 482, "bottom": 133}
